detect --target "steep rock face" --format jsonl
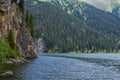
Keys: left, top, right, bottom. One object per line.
{"left": 0, "top": 0, "right": 37, "bottom": 58}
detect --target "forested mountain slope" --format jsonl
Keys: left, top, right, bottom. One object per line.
{"left": 39, "top": 0, "right": 120, "bottom": 39}
{"left": 25, "top": 0, "right": 120, "bottom": 53}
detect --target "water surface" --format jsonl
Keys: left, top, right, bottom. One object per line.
{"left": 1, "top": 53, "right": 120, "bottom": 80}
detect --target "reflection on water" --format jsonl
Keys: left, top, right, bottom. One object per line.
{"left": 1, "top": 54, "right": 120, "bottom": 80}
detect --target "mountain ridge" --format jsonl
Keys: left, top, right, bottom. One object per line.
{"left": 39, "top": 0, "right": 120, "bottom": 12}
{"left": 38, "top": 0, "right": 120, "bottom": 17}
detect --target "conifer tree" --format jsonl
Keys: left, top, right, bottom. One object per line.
{"left": 19, "top": 0, "right": 24, "bottom": 14}
{"left": 25, "top": 11, "right": 35, "bottom": 38}
{"left": 13, "top": 0, "right": 17, "bottom": 3}
{"left": 8, "top": 30, "right": 15, "bottom": 49}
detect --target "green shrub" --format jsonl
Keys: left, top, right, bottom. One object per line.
{"left": 0, "top": 37, "right": 21, "bottom": 64}
{"left": 0, "top": 37, "right": 10, "bottom": 64}
{"left": 9, "top": 49, "right": 21, "bottom": 59}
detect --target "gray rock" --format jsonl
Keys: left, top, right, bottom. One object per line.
{"left": 0, "top": 71, "right": 13, "bottom": 77}
{"left": 3, "top": 57, "right": 31, "bottom": 64}
{"left": 20, "top": 57, "right": 30, "bottom": 63}
{"left": 6, "top": 61, "right": 13, "bottom": 64}
{"left": 35, "top": 38, "right": 46, "bottom": 53}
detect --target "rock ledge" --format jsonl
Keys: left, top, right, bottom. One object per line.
{"left": 0, "top": 71, "right": 13, "bottom": 77}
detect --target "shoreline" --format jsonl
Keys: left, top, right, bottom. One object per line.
{"left": 0, "top": 57, "right": 30, "bottom": 77}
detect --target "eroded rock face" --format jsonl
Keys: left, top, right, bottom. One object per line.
{"left": 35, "top": 38, "right": 46, "bottom": 53}
{"left": 0, "top": 0, "right": 37, "bottom": 58}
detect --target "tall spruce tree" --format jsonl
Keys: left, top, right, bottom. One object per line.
{"left": 8, "top": 30, "right": 15, "bottom": 49}
{"left": 19, "top": 0, "right": 24, "bottom": 14}
{"left": 13, "top": 0, "right": 17, "bottom": 3}
{"left": 25, "top": 11, "right": 35, "bottom": 38}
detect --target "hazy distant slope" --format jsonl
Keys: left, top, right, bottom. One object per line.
{"left": 79, "top": 0, "right": 120, "bottom": 12}
{"left": 39, "top": 0, "right": 120, "bottom": 12}
{"left": 35, "top": 0, "right": 120, "bottom": 18}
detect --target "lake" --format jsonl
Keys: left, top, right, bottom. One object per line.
{"left": 1, "top": 53, "right": 120, "bottom": 80}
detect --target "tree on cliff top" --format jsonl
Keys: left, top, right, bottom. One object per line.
{"left": 19, "top": 0, "right": 24, "bottom": 14}
{"left": 25, "top": 11, "right": 35, "bottom": 39}
{"left": 12, "top": 0, "right": 17, "bottom": 3}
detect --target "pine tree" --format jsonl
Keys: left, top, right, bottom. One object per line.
{"left": 8, "top": 30, "right": 15, "bottom": 49}
{"left": 19, "top": 0, "right": 24, "bottom": 14}
{"left": 12, "top": 0, "right": 17, "bottom": 3}
{"left": 29, "top": 14, "right": 35, "bottom": 38}
{"left": 25, "top": 11, "right": 35, "bottom": 38}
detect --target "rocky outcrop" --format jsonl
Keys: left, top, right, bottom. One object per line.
{"left": 0, "top": 71, "right": 13, "bottom": 77}
{"left": 35, "top": 38, "right": 46, "bottom": 53}
{"left": 0, "top": 0, "right": 37, "bottom": 58}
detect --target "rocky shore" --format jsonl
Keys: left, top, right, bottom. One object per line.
{"left": 0, "top": 57, "right": 31, "bottom": 77}
{"left": 4, "top": 57, "right": 30, "bottom": 64}
{"left": 0, "top": 71, "right": 13, "bottom": 77}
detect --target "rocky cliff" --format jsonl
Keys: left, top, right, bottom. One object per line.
{"left": 0, "top": 0, "right": 37, "bottom": 58}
